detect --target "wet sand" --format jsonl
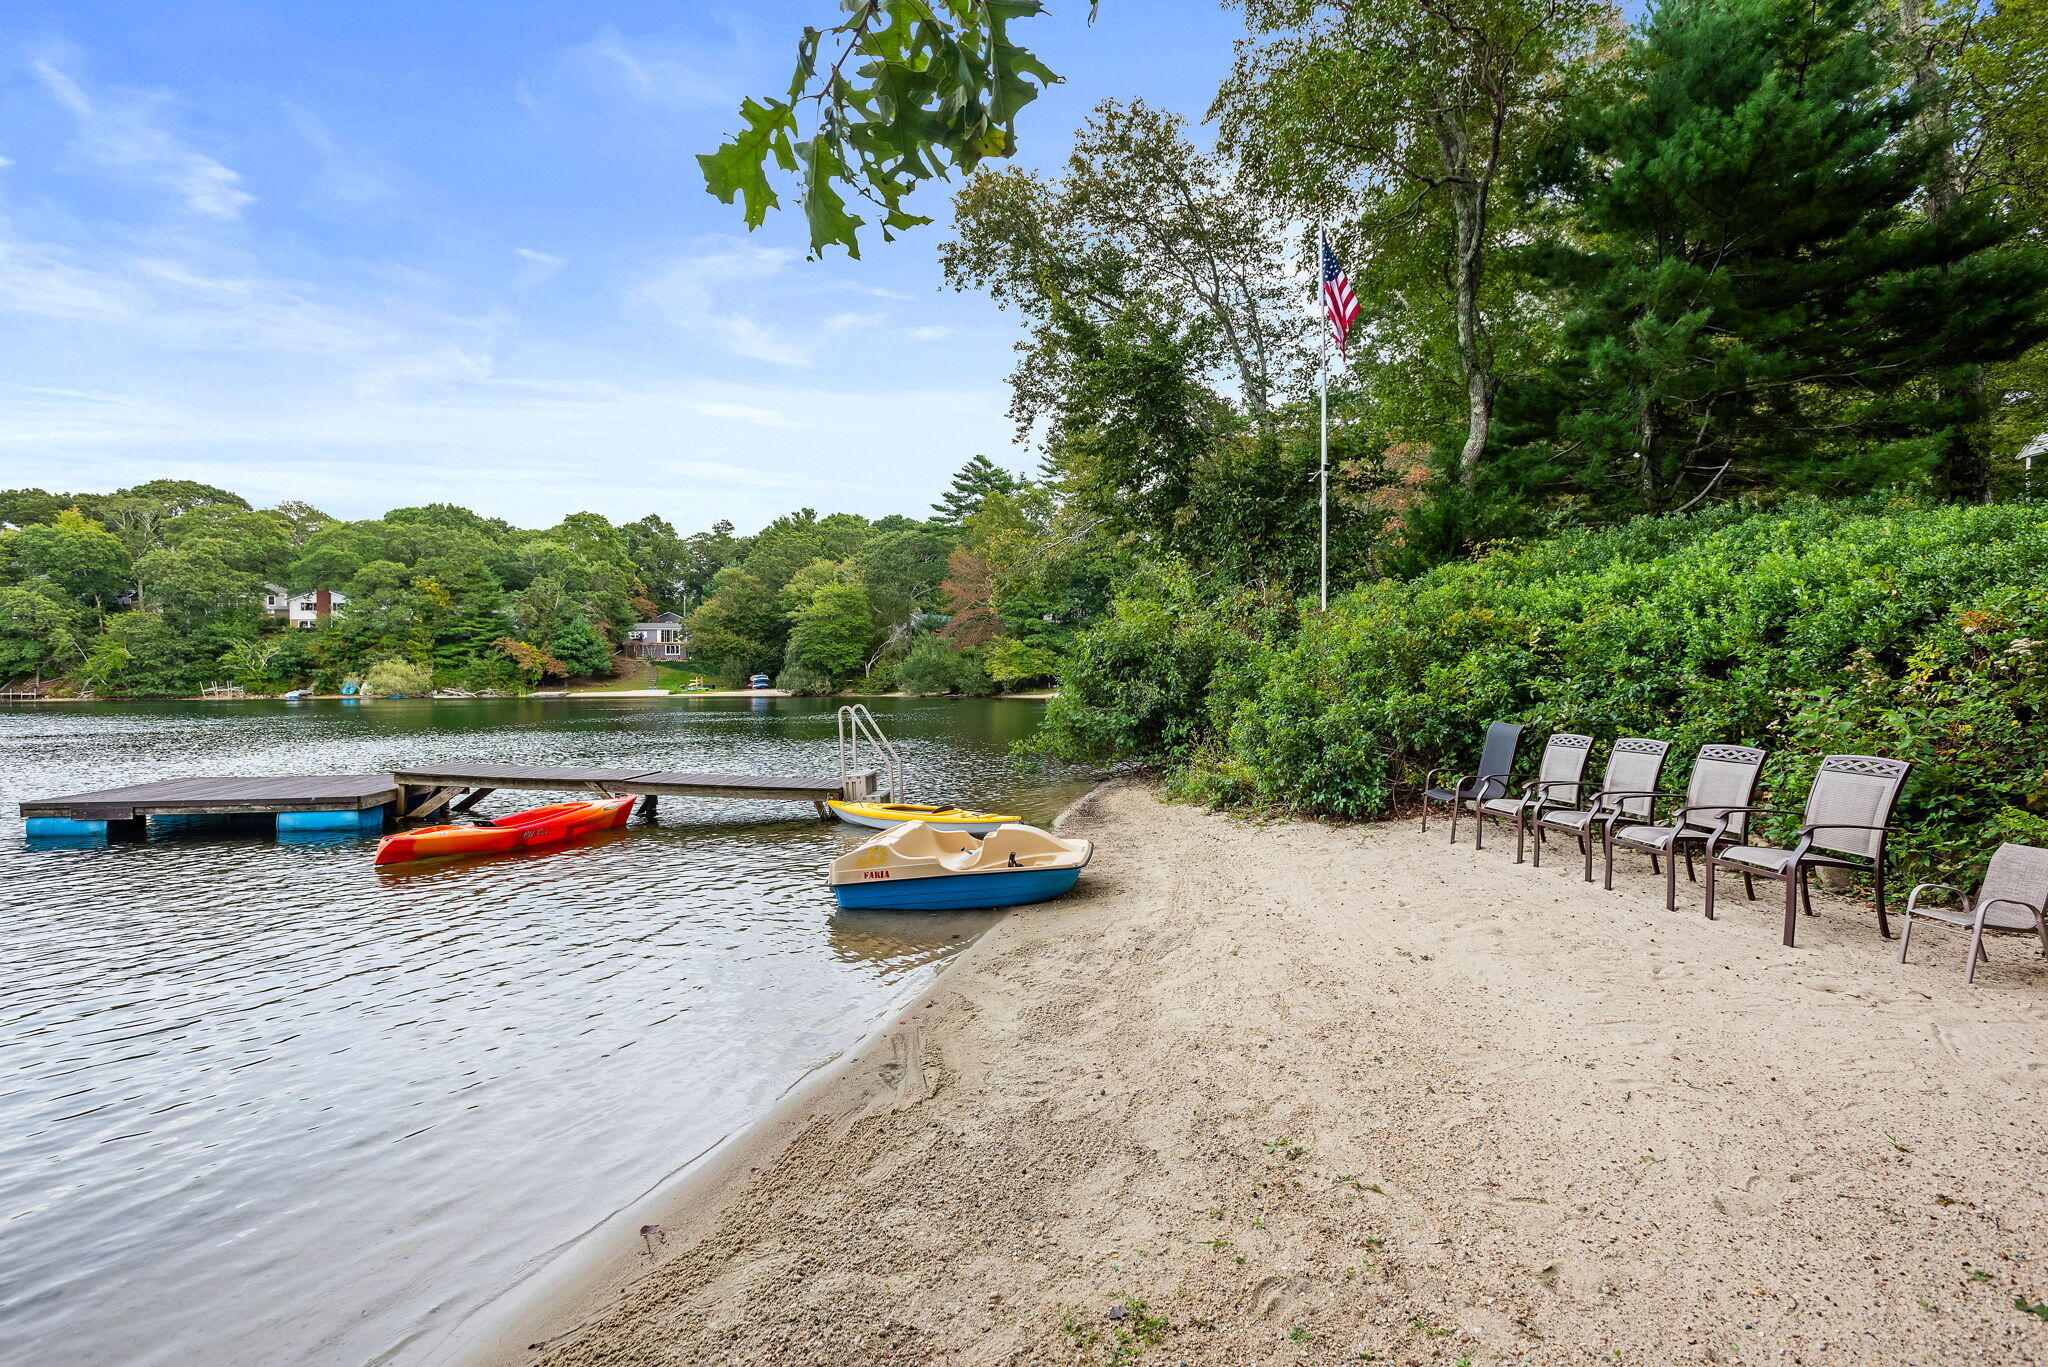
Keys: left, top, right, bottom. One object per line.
{"left": 456, "top": 780, "right": 2048, "bottom": 1366}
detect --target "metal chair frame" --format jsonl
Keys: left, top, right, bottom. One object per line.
{"left": 1701, "top": 754, "right": 1913, "bottom": 947}
{"left": 1599, "top": 744, "right": 1771, "bottom": 911}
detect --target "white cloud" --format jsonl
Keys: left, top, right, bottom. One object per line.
{"left": 825, "top": 311, "right": 881, "bottom": 332}
{"left": 635, "top": 244, "right": 813, "bottom": 365}
{"left": 32, "top": 46, "right": 253, "bottom": 219}
{"left": 909, "top": 326, "right": 953, "bottom": 341}
{"left": 512, "top": 247, "right": 564, "bottom": 288}
{"left": 830, "top": 280, "right": 914, "bottom": 301}
{"left": 568, "top": 26, "right": 727, "bottom": 109}
{"left": 283, "top": 103, "right": 397, "bottom": 206}
{"left": 655, "top": 459, "right": 800, "bottom": 486}
{"left": 0, "top": 216, "right": 464, "bottom": 356}
{"left": 0, "top": 239, "right": 143, "bottom": 320}
{"left": 708, "top": 315, "right": 809, "bottom": 366}
{"left": 689, "top": 401, "right": 803, "bottom": 428}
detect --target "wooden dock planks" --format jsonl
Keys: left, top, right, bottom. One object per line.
{"left": 20, "top": 774, "right": 401, "bottom": 821}
{"left": 386, "top": 762, "right": 877, "bottom": 803}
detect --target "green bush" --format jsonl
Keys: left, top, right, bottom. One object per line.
{"left": 774, "top": 663, "right": 836, "bottom": 695}
{"left": 1036, "top": 561, "right": 1283, "bottom": 764}
{"left": 364, "top": 656, "right": 433, "bottom": 697}
{"left": 894, "top": 635, "right": 997, "bottom": 695}
{"left": 1050, "top": 499, "right": 2048, "bottom": 887}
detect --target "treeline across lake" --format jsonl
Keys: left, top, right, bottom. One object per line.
{"left": 0, "top": 458, "right": 1085, "bottom": 698}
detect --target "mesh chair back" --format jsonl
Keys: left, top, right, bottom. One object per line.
{"left": 1977, "top": 842, "right": 2048, "bottom": 929}
{"left": 1680, "top": 744, "right": 1768, "bottom": 836}
{"left": 1800, "top": 755, "right": 1911, "bottom": 858}
{"left": 1474, "top": 722, "right": 1525, "bottom": 802}
{"left": 1598, "top": 738, "right": 1671, "bottom": 818}
{"left": 1535, "top": 733, "right": 1594, "bottom": 807}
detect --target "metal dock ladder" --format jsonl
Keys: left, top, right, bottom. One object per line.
{"left": 837, "top": 704, "right": 903, "bottom": 803}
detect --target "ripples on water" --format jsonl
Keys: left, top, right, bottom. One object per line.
{"left": 0, "top": 697, "right": 1085, "bottom": 1367}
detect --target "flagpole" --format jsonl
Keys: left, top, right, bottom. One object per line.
{"left": 1318, "top": 223, "right": 1330, "bottom": 612}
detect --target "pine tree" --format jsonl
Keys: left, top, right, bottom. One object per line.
{"left": 929, "top": 455, "right": 1022, "bottom": 525}
{"left": 434, "top": 585, "right": 512, "bottom": 672}
{"left": 549, "top": 614, "right": 615, "bottom": 678}
{"left": 1511, "top": 0, "right": 2048, "bottom": 510}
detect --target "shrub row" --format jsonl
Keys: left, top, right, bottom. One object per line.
{"left": 1041, "top": 498, "right": 2048, "bottom": 887}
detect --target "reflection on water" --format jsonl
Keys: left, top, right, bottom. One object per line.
{"left": 0, "top": 697, "right": 1086, "bottom": 1367}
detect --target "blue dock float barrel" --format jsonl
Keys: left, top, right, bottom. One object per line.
{"left": 26, "top": 816, "right": 110, "bottom": 839}
{"left": 275, "top": 804, "right": 390, "bottom": 833}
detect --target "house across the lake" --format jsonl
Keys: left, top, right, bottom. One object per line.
{"left": 624, "top": 611, "right": 689, "bottom": 660}
{"left": 263, "top": 585, "right": 347, "bottom": 627}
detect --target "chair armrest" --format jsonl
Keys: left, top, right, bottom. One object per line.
{"left": 1676, "top": 802, "right": 1773, "bottom": 827}
{"left": 1906, "top": 882, "right": 1964, "bottom": 913}
{"left": 1977, "top": 896, "right": 2046, "bottom": 925}
{"left": 1522, "top": 779, "right": 1582, "bottom": 808}
{"left": 1592, "top": 788, "right": 1678, "bottom": 814}
{"left": 1690, "top": 804, "right": 1789, "bottom": 855}
{"left": 1796, "top": 821, "right": 1894, "bottom": 839}
{"left": 1456, "top": 770, "right": 1513, "bottom": 803}
{"left": 1422, "top": 767, "right": 1468, "bottom": 797}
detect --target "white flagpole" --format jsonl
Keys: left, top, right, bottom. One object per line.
{"left": 1318, "top": 224, "right": 1330, "bottom": 612}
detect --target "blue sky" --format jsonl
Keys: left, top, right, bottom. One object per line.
{"left": 0, "top": 2, "right": 1243, "bottom": 532}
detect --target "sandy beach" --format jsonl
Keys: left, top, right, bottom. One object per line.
{"left": 461, "top": 781, "right": 2048, "bottom": 1367}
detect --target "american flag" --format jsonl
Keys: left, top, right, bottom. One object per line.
{"left": 1320, "top": 232, "right": 1358, "bottom": 360}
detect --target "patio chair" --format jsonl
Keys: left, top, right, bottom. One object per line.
{"left": 1532, "top": 737, "right": 1672, "bottom": 881}
{"left": 1420, "top": 722, "right": 1525, "bottom": 844}
{"left": 1702, "top": 754, "right": 1913, "bottom": 947}
{"left": 1472, "top": 732, "right": 1594, "bottom": 861}
{"left": 1601, "top": 743, "right": 1770, "bottom": 911}
{"left": 1896, "top": 842, "right": 2048, "bottom": 984}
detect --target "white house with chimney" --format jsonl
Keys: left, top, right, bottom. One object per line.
{"left": 263, "top": 584, "right": 347, "bottom": 627}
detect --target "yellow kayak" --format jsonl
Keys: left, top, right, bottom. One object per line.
{"left": 826, "top": 800, "right": 1019, "bottom": 835}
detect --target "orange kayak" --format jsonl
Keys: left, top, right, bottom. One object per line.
{"left": 373, "top": 797, "right": 635, "bottom": 865}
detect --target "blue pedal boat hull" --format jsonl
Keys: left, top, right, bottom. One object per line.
{"left": 832, "top": 866, "right": 1082, "bottom": 911}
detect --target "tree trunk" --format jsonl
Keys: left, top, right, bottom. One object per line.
{"left": 1636, "top": 398, "right": 1663, "bottom": 512}
{"left": 1430, "top": 114, "right": 1496, "bottom": 483}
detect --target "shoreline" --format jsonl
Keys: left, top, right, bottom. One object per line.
{"left": 436, "top": 781, "right": 2048, "bottom": 1366}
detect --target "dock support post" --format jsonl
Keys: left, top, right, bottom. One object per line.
{"left": 399, "top": 786, "right": 464, "bottom": 821}
{"left": 639, "top": 795, "right": 660, "bottom": 823}
{"left": 453, "top": 788, "right": 494, "bottom": 813}
{"left": 814, "top": 800, "right": 830, "bottom": 821}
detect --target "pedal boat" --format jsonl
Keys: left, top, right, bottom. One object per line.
{"left": 829, "top": 821, "right": 1091, "bottom": 910}
{"left": 373, "top": 797, "right": 634, "bottom": 866}
{"left": 825, "top": 799, "right": 1020, "bottom": 835}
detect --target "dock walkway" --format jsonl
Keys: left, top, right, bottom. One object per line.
{"left": 385, "top": 762, "right": 881, "bottom": 821}
{"left": 20, "top": 763, "right": 881, "bottom": 839}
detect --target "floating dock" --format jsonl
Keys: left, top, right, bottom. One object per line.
{"left": 19, "top": 763, "right": 882, "bottom": 839}
{"left": 20, "top": 773, "right": 403, "bottom": 839}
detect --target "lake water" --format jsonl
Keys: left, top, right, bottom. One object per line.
{"left": 0, "top": 696, "right": 1084, "bottom": 1367}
